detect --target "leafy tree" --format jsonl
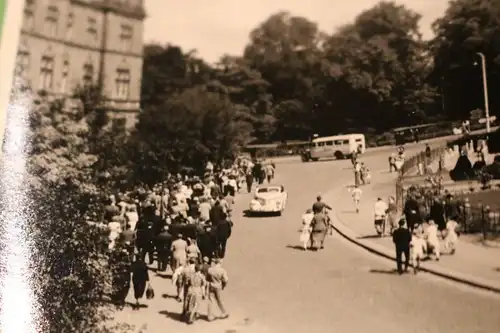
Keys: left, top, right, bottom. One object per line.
{"left": 141, "top": 43, "right": 213, "bottom": 106}
{"left": 320, "top": 1, "right": 436, "bottom": 132}
{"left": 25, "top": 91, "right": 130, "bottom": 332}
{"left": 211, "top": 55, "right": 275, "bottom": 142}
{"left": 132, "top": 86, "right": 253, "bottom": 184}
{"left": 243, "top": 11, "right": 329, "bottom": 139}
{"left": 429, "top": 0, "right": 500, "bottom": 120}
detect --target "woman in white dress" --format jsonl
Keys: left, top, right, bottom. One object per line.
{"left": 444, "top": 219, "right": 459, "bottom": 254}
{"left": 425, "top": 220, "right": 440, "bottom": 260}
{"left": 125, "top": 204, "right": 139, "bottom": 231}
{"left": 300, "top": 209, "right": 314, "bottom": 250}
{"left": 108, "top": 216, "right": 123, "bottom": 249}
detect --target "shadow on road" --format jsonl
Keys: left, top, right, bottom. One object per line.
{"left": 369, "top": 268, "right": 399, "bottom": 275}
{"left": 161, "top": 293, "right": 177, "bottom": 300}
{"left": 243, "top": 210, "right": 280, "bottom": 218}
{"left": 158, "top": 310, "right": 184, "bottom": 322}
{"left": 357, "top": 234, "right": 383, "bottom": 240}
{"left": 494, "top": 267, "right": 500, "bottom": 272}
{"left": 285, "top": 244, "right": 307, "bottom": 251}
{"left": 156, "top": 272, "right": 173, "bottom": 279}
{"left": 158, "top": 310, "right": 210, "bottom": 322}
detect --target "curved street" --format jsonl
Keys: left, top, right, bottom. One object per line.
{"left": 116, "top": 145, "right": 500, "bottom": 333}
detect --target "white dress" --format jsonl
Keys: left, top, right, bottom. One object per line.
{"left": 445, "top": 220, "right": 458, "bottom": 250}
{"left": 425, "top": 224, "right": 440, "bottom": 256}
{"left": 108, "top": 221, "right": 122, "bottom": 249}
{"left": 299, "top": 213, "right": 314, "bottom": 243}
{"left": 411, "top": 237, "right": 427, "bottom": 261}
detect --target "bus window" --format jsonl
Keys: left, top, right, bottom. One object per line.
{"left": 334, "top": 140, "right": 343, "bottom": 145}
{"left": 355, "top": 138, "right": 362, "bottom": 142}
{"left": 326, "top": 141, "right": 333, "bottom": 146}
{"left": 342, "top": 140, "right": 349, "bottom": 144}
{"left": 318, "top": 142, "right": 325, "bottom": 147}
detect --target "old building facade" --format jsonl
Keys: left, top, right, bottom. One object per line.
{"left": 17, "top": 0, "right": 145, "bottom": 127}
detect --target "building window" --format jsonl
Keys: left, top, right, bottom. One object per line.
{"left": 115, "top": 68, "right": 130, "bottom": 100}
{"left": 23, "top": 0, "right": 36, "bottom": 30}
{"left": 119, "top": 25, "right": 133, "bottom": 52}
{"left": 40, "top": 56, "right": 54, "bottom": 91}
{"left": 87, "top": 17, "right": 98, "bottom": 43}
{"left": 44, "top": 6, "right": 59, "bottom": 37}
{"left": 82, "top": 63, "right": 94, "bottom": 87}
{"left": 61, "top": 60, "right": 70, "bottom": 94}
{"left": 65, "top": 13, "right": 74, "bottom": 39}
{"left": 15, "top": 50, "right": 30, "bottom": 78}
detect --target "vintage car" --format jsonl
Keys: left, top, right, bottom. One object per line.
{"left": 248, "top": 185, "right": 288, "bottom": 215}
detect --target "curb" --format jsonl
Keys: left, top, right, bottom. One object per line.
{"left": 324, "top": 178, "right": 500, "bottom": 294}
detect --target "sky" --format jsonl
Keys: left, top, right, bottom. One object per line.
{"left": 143, "top": 0, "right": 450, "bottom": 64}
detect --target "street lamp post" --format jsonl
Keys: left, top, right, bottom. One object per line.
{"left": 476, "top": 52, "right": 491, "bottom": 133}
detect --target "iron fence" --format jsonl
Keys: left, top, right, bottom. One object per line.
{"left": 395, "top": 183, "right": 500, "bottom": 239}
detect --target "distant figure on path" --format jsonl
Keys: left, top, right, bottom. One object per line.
{"left": 350, "top": 186, "right": 363, "bottom": 213}
{"left": 392, "top": 219, "right": 412, "bottom": 275}
{"left": 444, "top": 218, "right": 459, "bottom": 254}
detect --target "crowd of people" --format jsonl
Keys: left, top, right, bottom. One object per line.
{"left": 391, "top": 185, "right": 461, "bottom": 274}
{"left": 99, "top": 156, "right": 277, "bottom": 324}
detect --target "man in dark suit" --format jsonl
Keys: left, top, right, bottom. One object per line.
{"left": 392, "top": 218, "right": 412, "bottom": 275}
{"left": 154, "top": 226, "right": 173, "bottom": 272}
{"left": 215, "top": 214, "right": 232, "bottom": 259}
{"left": 209, "top": 200, "right": 225, "bottom": 227}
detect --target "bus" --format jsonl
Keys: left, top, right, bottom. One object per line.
{"left": 302, "top": 134, "right": 366, "bottom": 162}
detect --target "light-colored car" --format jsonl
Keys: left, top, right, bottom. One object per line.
{"left": 249, "top": 185, "right": 288, "bottom": 215}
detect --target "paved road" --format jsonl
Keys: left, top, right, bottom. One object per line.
{"left": 115, "top": 144, "right": 500, "bottom": 333}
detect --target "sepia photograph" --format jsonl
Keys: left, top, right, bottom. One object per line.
{"left": 1, "top": 0, "right": 500, "bottom": 332}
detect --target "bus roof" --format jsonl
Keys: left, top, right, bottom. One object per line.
{"left": 312, "top": 134, "right": 365, "bottom": 142}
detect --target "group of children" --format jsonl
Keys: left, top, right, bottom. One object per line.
{"left": 409, "top": 218, "right": 459, "bottom": 273}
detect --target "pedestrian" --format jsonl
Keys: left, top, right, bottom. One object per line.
{"left": 155, "top": 226, "right": 172, "bottom": 272}
{"left": 172, "top": 262, "right": 186, "bottom": 302}
{"left": 425, "top": 220, "right": 440, "bottom": 261}
{"left": 354, "top": 161, "right": 361, "bottom": 187}
{"left": 300, "top": 208, "right": 314, "bottom": 250}
{"left": 403, "top": 194, "right": 420, "bottom": 233}
{"left": 201, "top": 256, "right": 211, "bottom": 276}
{"left": 389, "top": 154, "right": 396, "bottom": 173}
{"left": 108, "top": 215, "right": 123, "bottom": 250}
{"left": 171, "top": 233, "right": 188, "bottom": 271}
{"left": 350, "top": 185, "right": 362, "bottom": 213}
{"left": 119, "top": 223, "right": 135, "bottom": 258}
{"left": 135, "top": 206, "right": 155, "bottom": 264}
{"left": 131, "top": 256, "right": 150, "bottom": 309}
{"left": 209, "top": 199, "right": 225, "bottom": 227}
{"left": 444, "top": 217, "right": 459, "bottom": 254}
{"left": 392, "top": 219, "right": 412, "bottom": 275}
{"left": 198, "top": 197, "right": 211, "bottom": 223}
{"left": 429, "top": 197, "right": 446, "bottom": 237}
{"left": 124, "top": 204, "right": 139, "bottom": 231}
{"left": 410, "top": 229, "right": 427, "bottom": 274}
{"left": 180, "top": 258, "right": 197, "bottom": 318}
{"left": 215, "top": 214, "right": 232, "bottom": 259}
{"left": 110, "top": 245, "right": 131, "bottom": 309}
{"left": 373, "top": 197, "right": 388, "bottom": 236}
{"left": 184, "top": 264, "right": 207, "bottom": 325}
{"left": 386, "top": 196, "right": 399, "bottom": 235}
{"left": 206, "top": 258, "right": 229, "bottom": 321}
{"left": 245, "top": 171, "right": 254, "bottom": 193}
{"left": 310, "top": 211, "right": 328, "bottom": 250}
{"left": 186, "top": 237, "right": 202, "bottom": 263}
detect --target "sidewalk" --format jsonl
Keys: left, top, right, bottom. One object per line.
{"left": 326, "top": 168, "right": 500, "bottom": 293}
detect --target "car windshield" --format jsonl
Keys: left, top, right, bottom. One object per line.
{"left": 258, "top": 187, "right": 280, "bottom": 193}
